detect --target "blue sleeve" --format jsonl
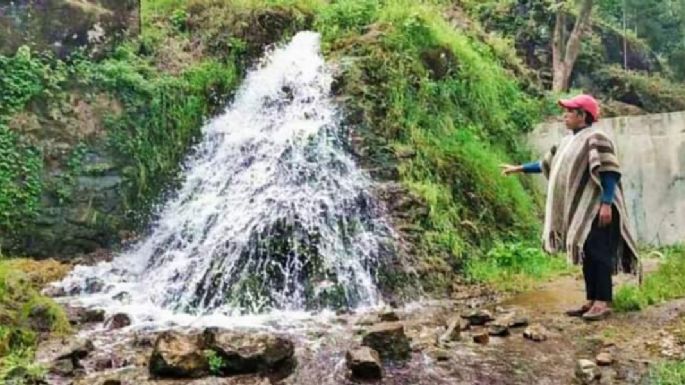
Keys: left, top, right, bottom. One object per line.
{"left": 522, "top": 161, "right": 542, "bottom": 174}
{"left": 600, "top": 171, "right": 620, "bottom": 204}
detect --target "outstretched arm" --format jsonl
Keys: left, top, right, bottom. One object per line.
{"left": 501, "top": 161, "right": 543, "bottom": 176}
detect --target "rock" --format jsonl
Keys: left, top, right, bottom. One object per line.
{"left": 439, "top": 319, "right": 462, "bottom": 343}
{"left": 459, "top": 318, "right": 471, "bottom": 331}
{"left": 26, "top": 303, "right": 55, "bottom": 332}
{"left": 411, "top": 326, "right": 440, "bottom": 351}
{"left": 56, "top": 338, "right": 95, "bottom": 361}
{"left": 102, "top": 380, "right": 122, "bottom": 385}
{"left": 43, "top": 284, "right": 67, "bottom": 297}
{"left": 0, "top": 0, "right": 140, "bottom": 58}
{"left": 201, "top": 328, "right": 295, "bottom": 377}
{"left": 105, "top": 313, "right": 131, "bottom": 329}
{"left": 149, "top": 331, "right": 209, "bottom": 378}
{"left": 493, "top": 312, "right": 528, "bottom": 328}
{"left": 596, "top": 352, "right": 614, "bottom": 366}
{"left": 95, "top": 358, "right": 114, "bottom": 371}
{"left": 576, "top": 359, "right": 601, "bottom": 384}
{"left": 523, "top": 324, "right": 548, "bottom": 342}
{"left": 51, "top": 358, "right": 75, "bottom": 376}
{"left": 461, "top": 309, "right": 494, "bottom": 326}
{"left": 67, "top": 306, "right": 105, "bottom": 325}
{"left": 362, "top": 322, "right": 411, "bottom": 361}
{"left": 84, "top": 277, "right": 105, "bottom": 293}
{"left": 427, "top": 348, "right": 451, "bottom": 362}
{"left": 112, "top": 291, "right": 132, "bottom": 303}
{"left": 511, "top": 316, "right": 529, "bottom": 328}
{"left": 356, "top": 314, "right": 379, "bottom": 326}
{"left": 346, "top": 347, "right": 383, "bottom": 380}
{"left": 473, "top": 331, "right": 490, "bottom": 345}
{"left": 379, "top": 309, "right": 400, "bottom": 322}
{"left": 488, "top": 324, "right": 510, "bottom": 337}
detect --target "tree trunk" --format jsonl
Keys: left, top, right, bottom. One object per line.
{"left": 552, "top": 0, "right": 594, "bottom": 92}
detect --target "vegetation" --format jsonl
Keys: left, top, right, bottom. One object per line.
{"left": 465, "top": 241, "right": 573, "bottom": 292}
{"left": 648, "top": 360, "right": 685, "bottom": 385}
{"left": 614, "top": 245, "right": 685, "bottom": 312}
{"left": 0, "top": 259, "right": 71, "bottom": 383}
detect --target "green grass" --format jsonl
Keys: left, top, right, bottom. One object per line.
{"left": 465, "top": 241, "right": 573, "bottom": 292}
{"left": 614, "top": 245, "right": 685, "bottom": 312}
{"left": 0, "top": 259, "right": 71, "bottom": 384}
{"left": 648, "top": 361, "right": 685, "bottom": 385}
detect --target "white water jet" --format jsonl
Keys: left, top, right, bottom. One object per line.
{"left": 54, "top": 31, "right": 396, "bottom": 327}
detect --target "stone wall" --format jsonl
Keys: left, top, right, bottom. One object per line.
{"left": 528, "top": 111, "right": 685, "bottom": 246}
{"left": 0, "top": 0, "right": 139, "bottom": 57}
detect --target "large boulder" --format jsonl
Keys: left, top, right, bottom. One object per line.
{"left": 201, "top": 328, "right": 295, "bottom": 377}
{"left": 0, "top": 0, "right": 140, "bottom": 58}
{"left": 149, "top": 332, "right": 209, "bottom": 378}
{"left": 361, "top": 322, "right": 411, "bottom": 361}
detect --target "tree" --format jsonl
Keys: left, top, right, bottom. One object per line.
{"left": 552, "top": 0, "right": 595, "bottom": 92}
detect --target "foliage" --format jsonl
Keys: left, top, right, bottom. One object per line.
{"left": 614, "top": 245, "right": 685, "bottom": 312}
{"left": 317, "top": 0, "right": 545, "bottom": 289}
{"left": 590, "top": 66, "right": 685, "bottom": 113}
{"left": 466, "top": 241, "right": 572, "bottom": 292}
{"left": 648, "top": 360, "right": 685, "bottom": 385}
{"left": 597, "top": 0, "right": 685, "bottom": 81}
{"left": 0, "top": 47, "right": 52, "bottom": 241}
{"left": 0, "top": 259, "right": 71, "bottom": 384}
{"left": 204, "top": 349, "right": 225, "bottom": 375}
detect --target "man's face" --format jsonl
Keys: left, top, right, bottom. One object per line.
{"left": 563, "top": 108, "right": 585, "bottom": 130}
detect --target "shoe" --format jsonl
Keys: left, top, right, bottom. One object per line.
{"left": 565, "top": 305, "right": 591, "bottom": 317}
{"left": 582, "top": 307, "right": 612, "bottom": 321}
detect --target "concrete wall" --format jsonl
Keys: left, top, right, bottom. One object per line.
{"left": 528, "top": 111, "right": 685, "bottom": 246}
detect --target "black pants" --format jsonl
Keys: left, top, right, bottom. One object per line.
{"left": 582, "top": 205, "right": 620, "bottom": 302}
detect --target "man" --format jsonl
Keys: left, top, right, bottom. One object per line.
{"left": 501, "top": 94, "right": 640, "bottom": 321}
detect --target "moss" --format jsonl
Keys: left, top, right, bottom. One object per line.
{"left": 0, "top": 259, "right": 71, "bottom": 383}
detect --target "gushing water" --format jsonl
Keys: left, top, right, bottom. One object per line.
{"left": 55, "top": 32, "right": 396, "bottom": 325}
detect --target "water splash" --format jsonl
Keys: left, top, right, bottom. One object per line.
{"left": 54, "top": 31, "right": 396, "bottom": 325}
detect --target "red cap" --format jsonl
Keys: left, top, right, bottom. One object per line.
{"left": 558, "top": 94, "right": 600, "bottom": 122}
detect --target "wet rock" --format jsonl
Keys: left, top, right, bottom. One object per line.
{"left": 51, "top": 358, "right": 75, "bottom": 376}
{"left": 462, "top": 309, "right": 493, "bottom": 326}
{"left": 488, "top": 324, "right": 510, "bottom": 337}
{"left": 439, "top": 319, "right": 462, "bottom": 343}
{"left": 346, "top": 347, "right": 383, "bottom": 380}
{"left": 472, "top": 331, "right": 490, "bottom": 345}
{"left": 576, "top": 359, "right": 601, "bottom": 384}
{"left": 201, "top": 328, "right": 295, "bottom": 377}
{"left": 149, "top": 331, "right": 209, "bottom": 378}
{"left": 43, "top": 284, "right": 67, "bottom": 297}
{"left": 105, "top": 313, "right": 131, "bottom": 329}
{"left": 112, "top": 291, "right": 132, "bottom": 303}
{"left": 95, "top": 357, "right": 114, "bottom": 371}
{"left": 596, "top": 352, "right": 614, "bottom": 366}
{"left": 67, "top": 306, "right": 105, "bottom": 325}
{"left": 523, "top": 324, "right": 548, "bottom": 342}
{"left": 362, "top": 322, "right": 411, "bottom": 361}
{"left": 379, "top": 309, "right": 400, "bottom": 322}
{"left": 84, "top": 277, "right": 105, "bottom": 293}
{"left": 493, "top": 312, "right": 528, "bottom": 329}
{"left": 56, "top": 338, "right": 95, "bottom": 361}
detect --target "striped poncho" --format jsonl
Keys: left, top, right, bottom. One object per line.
{"left": 540, "top": 126, "right": 640, "bottom": 275}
